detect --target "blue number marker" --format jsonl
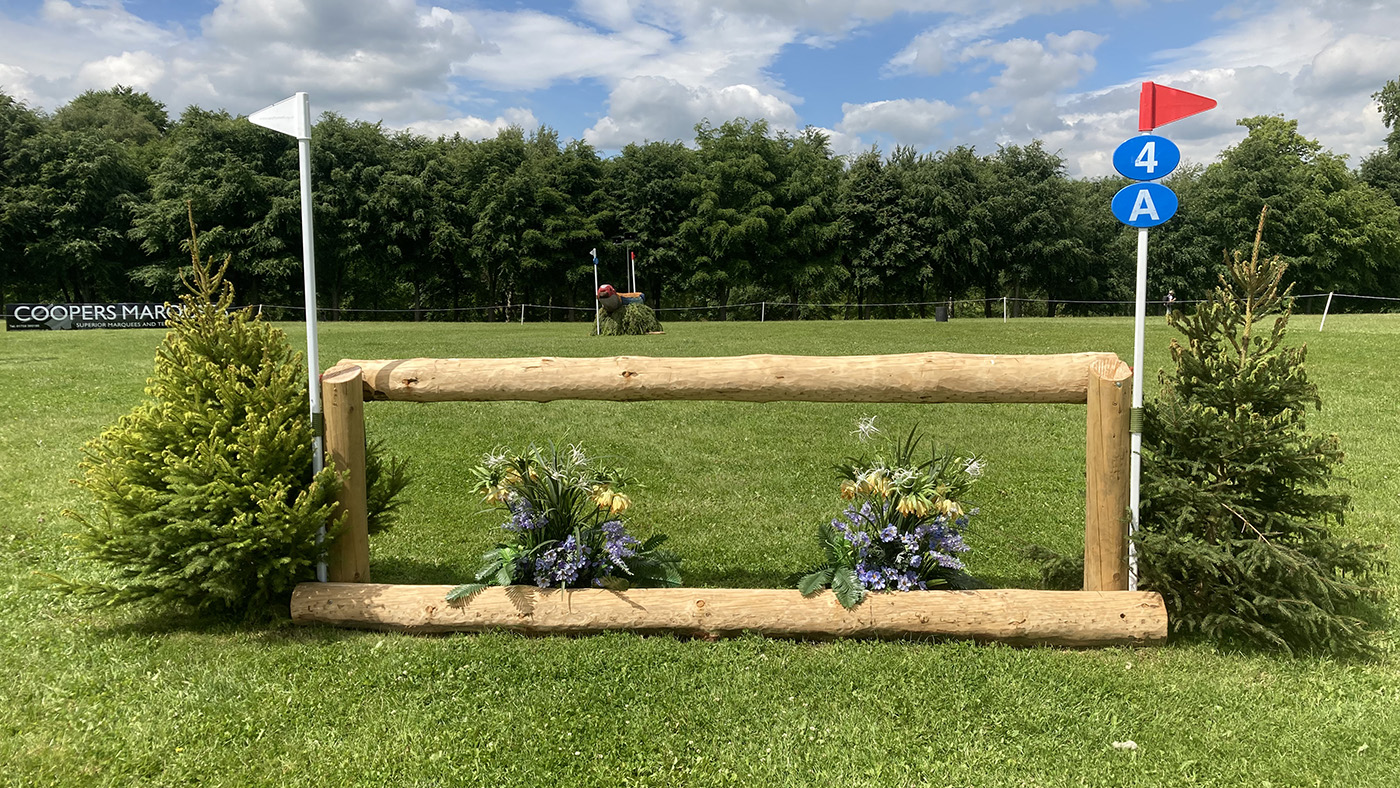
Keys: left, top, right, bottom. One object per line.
{"left": 1111, "top": 182, "right": 1178, "bottom": 228}
{"left": 1113, "top": 135, "right": 1181, "bottom": 181}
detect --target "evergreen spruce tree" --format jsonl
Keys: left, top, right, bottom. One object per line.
{"left": 63, "top": 215, "right": 405, "bottom": 617}
{"left": 1137, "top": 208, "right": 1385, "bottom": 655}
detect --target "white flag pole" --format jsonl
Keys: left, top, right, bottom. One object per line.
{"left": 250, "top": 92, "right": 325, "bottom": 581}
{"left": 1128, "top": 226, "right": 1148, "bottom": 591}
{"left": 591, "top": 248, "right": 599, "bottom": 335}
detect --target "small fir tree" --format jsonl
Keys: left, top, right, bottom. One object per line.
{"left": 62, "top": 216, "right": 406, "bottom": 617}
{"left": 1137, "top": 208, "right": 1385, "bottom": 654}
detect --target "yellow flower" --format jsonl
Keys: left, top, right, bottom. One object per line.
{"left": 863, "top": 469, "right": 892, "bottom": 497}
{"left": 839, "top": 479, "right": 859, "bottom": 500}
{"left": 937, "top": 499, "right": 963, "bottom": 518}
{"left": 608, "top": 493, "right": 631, "bottom": 515}
{"left": 594, "top": 489, "right": 615, "bottom": 510}
{"left": 897, "top": 497, "right": 932, "bottom": 517}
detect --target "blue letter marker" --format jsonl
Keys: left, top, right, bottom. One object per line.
{"left": 1111, "top": 182, "right": 1178, "bottom": 228}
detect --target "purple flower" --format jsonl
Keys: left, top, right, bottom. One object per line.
{"left": 600, "top": 519, "right": 639, "bottom": 571}
{"left": 534, "top": 535, "right": 591, "bottom": 587}
{"left": 503, "top": 499, "right": 548, "bottom": 533}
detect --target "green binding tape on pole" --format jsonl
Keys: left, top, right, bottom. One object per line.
{"left": 1130, "top": 407, "right": 1143, "bottom": 434}
{"left": 311, "top": 412, "right": 324, "bottom": 437}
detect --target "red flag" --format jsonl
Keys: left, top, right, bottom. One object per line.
{"left": 1139, "top": 82, "right": 1216, "bottom": 131}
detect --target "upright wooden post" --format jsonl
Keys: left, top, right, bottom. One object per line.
{"left": 1084, "top": 357, "right": 1133, "bottom": 591}
{"left": 322, "top": 365, "right": 370, "bottom": 583}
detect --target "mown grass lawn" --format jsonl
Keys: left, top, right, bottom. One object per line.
{"left": 2, "top": 314, "right": 1397, "bottom": 787}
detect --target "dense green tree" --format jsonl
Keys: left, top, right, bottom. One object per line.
{"left": 1188, "top": 116, "right": 1400, "bottom": 297}
{"left": 369, "top": 132, "right": 442, "bottom": 319}
{"left": 911, "top": 146, "right": 993, "bottom": 314}
{"left": 1, "top": 93, "right": 46, "bottom": 303}
{"left": 311, "top": 113, "right": 391, "bottom": 315}
{"left": 766, "top": 127, "right": 842, "bottom": 313}
{"left": 984, "top": 142, "right": 1085, "bottom": 316}
{"left": 7, "top": 84, "right": 1400, "bottom": 317}
{"left": 130, "top": 107, "right": 299, "bottom": 305}
{"left": 3, "top": 117, "right": 146, "bottom": 301}
{"left": 835, "top": 148, "right": 907, "bottom": 318}
{"left": 53, "top": 85, "right": 168, "bottom": 154}
{"left": 1359, "top": 75, "right": 1400, "bottom": 207}
{"left": 682, "top": 119, "right": 784, "bottom": 317}
{"left": 608, "top": 140, "right": 697, "bottom": 309}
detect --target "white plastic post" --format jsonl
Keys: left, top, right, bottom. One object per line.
{"left": 761, "top": 301, "right": 766, "bottom": 322}
{"left": 1003, "top": 296, "right": 1008, "bottom": 323}
{"left": 1128, "top": 227, "right": 1148, "bottom": 591}
{"left": 250, "top": 92, "right": 325, "bottom": 582}
{"left": 1319, "top": 291, "right": 1335, "bottom": 332}
{"left": 520, "top": 303, "right": 525, "bottom": 324}
{"left": 591, "top": 249, "right": 600, "bottom": 335}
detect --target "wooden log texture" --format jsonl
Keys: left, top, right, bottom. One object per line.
{"left": 1084, "top": 357, "right": 1133, "bottom": 592}
{"left": 335, "top": 351, "right": 1122, "bottom": 405}
{"left": 291, "top": 584, "right": 1168, "bottom": 647}
{"left": 322, "top": 366, "right": 371, "bottom": 583}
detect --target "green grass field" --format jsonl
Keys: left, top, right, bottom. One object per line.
{"left": 2, "top": 315, "right": 1398, "bottom": 787}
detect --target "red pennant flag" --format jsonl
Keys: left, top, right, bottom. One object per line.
{"left": 1139, "top": 82, "right": 1216, "bottom": 131}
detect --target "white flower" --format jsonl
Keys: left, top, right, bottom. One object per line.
{"left": 963, "top": 458, "right": 984, "bottom": 478}
{"left": 852, "top": 415, "right": 881, "bottom": 442}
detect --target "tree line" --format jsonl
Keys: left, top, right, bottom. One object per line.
{"left": 3, "top": 81, "right": 1399, "bottom": 320}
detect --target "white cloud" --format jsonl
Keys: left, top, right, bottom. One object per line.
{"left": 76, "top": 50, "right": 165, "bottom": 92}
{"left": 966, "top": 30, "right": 1105, "bottom": 105}
{"left": 838, "top": 98, "right": 959, "bottom": 147}
{"left": 585, "top": 76, "right": 799, "bottom": 147}
{"left": 399, "top": 107, "right": 541, "bottom": 140}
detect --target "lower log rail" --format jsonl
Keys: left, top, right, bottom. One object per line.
{"left": 291, "top": 584, "right": 1168, "bottom": 647}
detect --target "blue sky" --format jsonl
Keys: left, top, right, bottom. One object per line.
{"left": 1, "top": 0, "right": 1396, "bottom": 176}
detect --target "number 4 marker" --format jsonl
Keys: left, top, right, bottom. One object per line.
{"left": 1134, "top": 140, "right": 1157, "bottom": 174}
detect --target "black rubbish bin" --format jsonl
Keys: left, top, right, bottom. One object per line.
{"left": 934, "top": 305, "right": 949, "bottom": 322}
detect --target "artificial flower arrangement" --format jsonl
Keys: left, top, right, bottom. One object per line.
{"left": 447, "top": 444, "right": 681, "bottom": 601}
{"left": 799, "top": 424, "right": 984, "bottom": 610}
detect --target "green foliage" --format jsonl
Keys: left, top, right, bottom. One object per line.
{"left": 1137, "top": 209, "right": 1387, "bottom": 655}
{"left": 59, "top": 218, "right": 410, "bottom": 617}
{"left": 595, "top": 303, "right": 662, "bottom": 335}
{"left": 9, "top": 79, "right": 1400, "bottom": 314}
{"left": 365, "top": 438, "right": 412, "bottom": 536}
{"left": 448, "top": 444, "right": 681, "bottom": 599}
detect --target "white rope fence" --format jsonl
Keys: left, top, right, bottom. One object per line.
{"left": 244, "top": 291, "right": 1399, "bottom": 327}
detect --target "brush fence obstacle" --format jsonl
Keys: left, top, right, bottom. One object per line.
{"left": 293, "top": 352, "right": 1166, "bottom": 647}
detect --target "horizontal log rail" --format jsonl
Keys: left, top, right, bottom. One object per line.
{"left": 291, "top": 584, "right": 1167, "bottom": 647}
{"left": 335, "top": 351, "right": 1120, "bottom": 405}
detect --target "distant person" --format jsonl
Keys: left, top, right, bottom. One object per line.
{"left": 1164, "top": 289, "right": 1176, "bottom": 319}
